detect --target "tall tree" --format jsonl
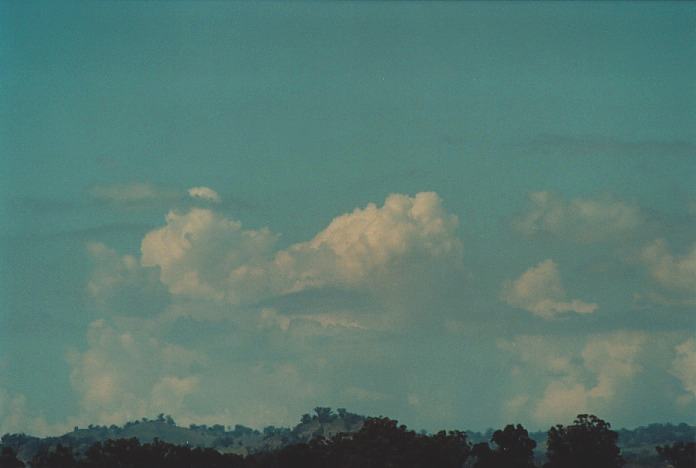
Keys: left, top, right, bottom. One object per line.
{"left": 656, "top": 441, "right": 696, "bottom": 468}
{"left": 0, "top": 447, "right": 25, "bottom": 468}
{"left": 545, "top": 414, "right": 624, "bottom": 468}
{"left": 472, "top": 424, "right": 536, "bottom": 468}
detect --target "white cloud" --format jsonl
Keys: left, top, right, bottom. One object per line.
{"left": 515, "top": 191, "right": 644, "bottom": 243}
{"left": 640, "top": 240, "right": 696, "bottom": 292}
{"left": 501, "top": 332, "right": 645, "bottom": 425}
{"left": 68, "top": 320, "right": 205, "bottom": 426}
{"left": 501, "top": 259, "right": 598, "bottom": 318}
{"left": 141, "top": 208, "right": 278, "bottom": 302}
{"left": 671, "top": 339, "right": 696, "bottom": 400}
{"left": 140, "top": 192, "right": 463, "bottom": 311}
{"left": 533, "top": 381, "right": 590, "bottom": 423}
{"left": 188, "top": 186, "right": 221, "bottom": 203}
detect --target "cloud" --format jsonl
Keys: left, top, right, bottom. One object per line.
{"left": 671, "top": 339, "right": 696, "bottom": 401}
{"left": 501, "top": 259, "right": 598, "bottom": 318}
{"left": 89, "top": 182, "right": 179, "bottom": 206}
{"left": 188, "top": 186, "right": 221, "bottom": 203}
{"left": 68, "top": 319, "right": 205, "bottom": 426}
{"left": 0, "top": 387, "right": 30, "bottom": 435}
{"left": 0, "top": 386, "right": 70, "bottom": 436}
{"left": 87, "top": 242, "right": 167, "bottom": 313}
{"left": 500, "top": 332, "right": 645, "bottom": 425}
{"left": 140, "top": 192, "right": 463, "bottom": 310}
{"left": 140, "top": 208, "right": 278, "bottom": 302}
{"left": 515, "top": 191, "right": 645, "bottom": 243}
{"left": 640, "top": 240, "right": 696, "bottom": 292}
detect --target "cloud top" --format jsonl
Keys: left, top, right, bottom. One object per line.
{"left": 501, "top": 259, "right": 598, "bottom": 318}
{"left": 140, "top": 192, "right": 462, "bottom": 308}
{"left": 188, "top": 187, "right": 221, "bottom": 203}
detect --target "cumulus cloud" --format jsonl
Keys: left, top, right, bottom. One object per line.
{"left": 70, "top": 191, "right": 468, "bottom": 428}
{"left": 188, "top": 186, "right": 221, "bottom": 203}
{"left": 500, "top": 332, "right": 645, "bottom": 424}
{"left": 0, "top": 386, "right": 69, "bottom": 436}
{"left": 0, "top": 387, "right": 30, "bottom": 434}
{"left": 68, "top": 320, "right": 205, "bottom": 425}
{"left": 515, "top": 191, "right": 645, "bottom": 243}
{"left": 141, "top": 208, "right": 278, "bottom": 302}
{"left": 501, "top": 259, "right": 598, "bottom": 318}
{"left": 140, "top": 192, "right": 462, "bottom": 309}
{"left": 640, "top": 240, "right": 696, "bottom": 292}
{"left": 671, "top": 339, "right": 696, "bottom": 401}
{"left": 87, "top": 242, "right": 167, "bottom": 314}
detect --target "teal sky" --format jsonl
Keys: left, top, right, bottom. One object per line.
{"left": 1, "top": 1, "right": 695, "bottom": 435}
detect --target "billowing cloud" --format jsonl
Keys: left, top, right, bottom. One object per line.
{"left": 515, "top": 191, "right": 645, "bottom": 243}
{"left": 140, "top": 192, "right": 463, "bottom": 309}
{"left": 68, "top": 320, "right": 205, "bottom": 425}
{"left": 141, "top": 208, "right": 278, "bottom": 302}
{"left": 671, "top": 339, "right": 696, "bottom": 401}
{"left": 188, "top": 186, "right": 221, "bottom": 203}
{"left": 501, "top": 259, "right": 598, "bottom": 318}
{"left": 87, "top": 242, "right": 167, "bottom": 314}
{"left": 500, "top": 332, "right": 646, "bottom": 424}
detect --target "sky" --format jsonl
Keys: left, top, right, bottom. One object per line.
{"left": 1, "top": 1, "right": 695, "bottom": 436}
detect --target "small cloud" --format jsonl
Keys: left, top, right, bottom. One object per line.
{"left": 188, "top": 186, "right": 221, "bottom": 203}
{"left": 501, "top": 259, "right": 598, "bottom": 318}
{"left": 640, "top": 240, "right": 696, "bottom": 292}
{"left": 515, "top": 191, "right": 645, "bottom": 243}
{"left": 671, "top": 338, "right": 696, "bottom": 400}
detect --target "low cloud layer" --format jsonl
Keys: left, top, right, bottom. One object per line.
{"left": 500, "top": 332, "right": 646, "bottom": 424}
{"left": 68, "top": 320, "right": 205, "bottom": 426}
{"left": 671, "top": 339, "right": 696, "bottom": 403}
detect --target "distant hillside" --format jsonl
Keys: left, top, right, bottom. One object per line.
{"left": 1, "top": 409, "right": 694, "bottom": 466}
{"left": 1, "top": 408, "right": 366, "bottom": 462}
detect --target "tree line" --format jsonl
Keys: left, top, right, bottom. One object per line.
{"left": 1, "top": 414, "right": 694, "bottom": 468}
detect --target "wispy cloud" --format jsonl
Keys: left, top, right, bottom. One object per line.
{"left": 515, "top": 191, "right": 645, "bottom": 243}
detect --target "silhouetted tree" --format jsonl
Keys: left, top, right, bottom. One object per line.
{"left": 29, "top": 444, "right": 76, "bottom": 468}
{"left": 313, "top": 407, "right": 333, "bottom": 423}
{"left": 545, "top": 414, "right": 624, "bottom": 468}
{"left": 0, "top": 446, "right": 24, "bottom": 468}
{"left": 472, "top": 424, "right": 536, "bottom": 468}
{"left": 656, "top": 441, "right": 696, "bottom": 468}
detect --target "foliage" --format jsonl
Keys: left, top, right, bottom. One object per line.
{"left": 656, "top": 441, "right": 696, "bottom": 468}
{"left": 0, "top": 446, "right": 25, "bottom": 468}
{"left": 472, "top": 424, "right": 537, "bottom": 468}
{"left": 545, "top": 414, "right": 624, "bottom": 468}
